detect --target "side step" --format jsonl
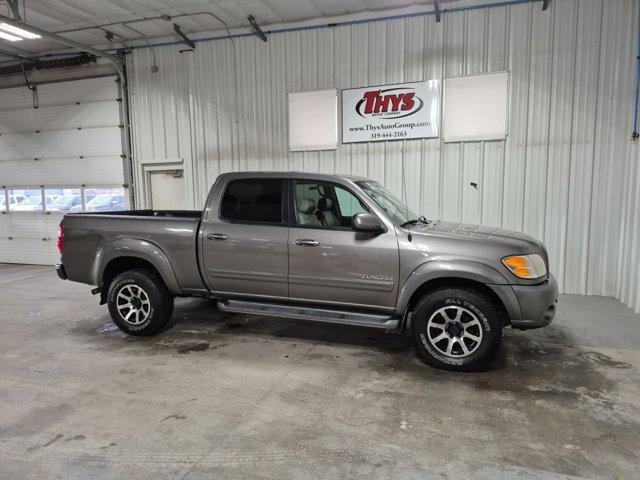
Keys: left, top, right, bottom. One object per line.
{"left": 217, "top": 300, "right": 399, "bottom": 330}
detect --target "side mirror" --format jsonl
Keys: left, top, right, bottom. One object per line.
{"left": 351, "top": 213, "right": 384, "bottom": 233}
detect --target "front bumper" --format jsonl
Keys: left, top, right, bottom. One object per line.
{"left": 509, "top": 274, "right": 558, "bottom": 329}
{"left": 55, "top": 263, "right": 67, "bottom": 280}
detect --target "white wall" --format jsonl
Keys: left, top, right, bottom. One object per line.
{"left": 127, "top": 0, "right": 640, "bottom": 312}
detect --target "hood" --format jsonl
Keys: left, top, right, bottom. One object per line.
{"left": 411, "top": 220, "right": 544, "bottom": 254}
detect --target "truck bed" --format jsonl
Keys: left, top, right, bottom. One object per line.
{"left": 61, "top": 210, "right": 206, "bottom": 294}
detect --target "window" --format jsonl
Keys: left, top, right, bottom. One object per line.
{"left": 45, "top": 188, "right": 82, "bottom": 212}
{"left": 443, "top": 72, "right": 509, "bottom": 142}
{"left": 1, "top": 186, "right": 126, "bottom": 213}
{"left": 220, "top": 179, "right": 283, "bottom": 224}
{"left": 293, "top": 181, "right": 368, "bottom": 228}
{"left": 288, "top": 89, "right": 338, "bottom": 151}
{"left": 84, "top": 187, "right": 126, "bottom": 212}
{"left": 8, "top": 188, "right": 41, "bottom": 212}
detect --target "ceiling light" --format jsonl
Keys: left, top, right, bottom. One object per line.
{"left": 0, "top": 30, "right": 21, "bottom": 41}
{"left": 0, "top": 23, "right": 41, "bottom": 39}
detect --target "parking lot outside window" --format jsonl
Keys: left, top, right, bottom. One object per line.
{"left": 84, "top": 187, "right": 126, "bottom": 212}
{"left": 8, "top": 189, "right": 43, "bottom": 212}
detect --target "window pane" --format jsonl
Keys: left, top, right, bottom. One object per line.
{"left": 293, "top": 181, "right": 367, "bottom": 228}
{"left": 8, "top": 188, "right": 42, "bottom": 212}
{"left": 84, "top": 187, "right": 126, "bottom": 212}
{"left": 0, "top": 189, "right": 5, "bottom": 212}
{"left": 335, "top": 187, "right": 368, "bottom": 218}
{"left": 45, "top": 188, "right": 82, "bottom": 212}
{"left": 220, "top": 179, "right": 283, "bottom": 224}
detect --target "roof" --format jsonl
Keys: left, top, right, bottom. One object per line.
{"left": 216, "top": 171, "right": 371, "bottom": 182}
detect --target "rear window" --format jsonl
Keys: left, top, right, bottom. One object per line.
{"left": 220, "top": 178, "right": 283, "bottom": 224}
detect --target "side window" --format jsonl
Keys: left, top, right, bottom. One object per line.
{"left": 293, "top": 181, "right": 368, "bottom": 228}
{"left": 335, "top": 187, "right": 368, "bottom": 218}
{"left": 220, "top": 178, "right": 283, "bottom": 224}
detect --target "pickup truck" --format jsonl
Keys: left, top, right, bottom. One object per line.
{"left": 56, "top": 172, "right": 557, "bottom": 371}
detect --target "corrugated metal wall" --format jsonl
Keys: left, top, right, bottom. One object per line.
{"left": 127, "top": 0, "right": 640, "bottom": 312}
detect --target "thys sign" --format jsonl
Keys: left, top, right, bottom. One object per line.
{"left": 342, "top": 80, "right": 439, "bottom": 143}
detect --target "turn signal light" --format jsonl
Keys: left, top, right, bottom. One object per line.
{"left": 502, "top": 254, "right": 547, "bottom": 279}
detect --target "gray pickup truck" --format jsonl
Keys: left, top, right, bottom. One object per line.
{"left": 57, "top": 172, "right": 557, "bottom": 371}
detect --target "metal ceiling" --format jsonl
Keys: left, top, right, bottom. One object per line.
{"left": 0, "top": 0, "right": 513, "bottom": 60}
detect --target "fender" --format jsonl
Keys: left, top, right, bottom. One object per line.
{"left": 93, "top": 237, "right": 182, "bottom": 295}
{"left": 395, "top": 259, "right": 521, "bottom": 319}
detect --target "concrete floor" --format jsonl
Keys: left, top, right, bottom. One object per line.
{"left": 0, "top": 264, "right": 639, "bottom": 479}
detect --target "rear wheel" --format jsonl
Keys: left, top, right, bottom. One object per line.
{"left": 412, "top": 287, "right": 502, "bottom": 371}
{"left": 107, "top": 268, "right": 174, "bottom": 336}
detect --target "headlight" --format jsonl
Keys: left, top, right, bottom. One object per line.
{"left": 502, "top": 254, "right": 547, "bottom": 279}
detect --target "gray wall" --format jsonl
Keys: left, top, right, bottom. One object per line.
{"left": 127, "top": 0, "right": 640, "bottom": 312}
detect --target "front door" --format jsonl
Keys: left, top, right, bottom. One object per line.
{"left": 200, "top": 177, "right": 288, "bottom": 300}
{"left": 288, "top": 179, "right": 399, "bottom": 311}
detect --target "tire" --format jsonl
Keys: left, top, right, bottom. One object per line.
{"left": 411, "top": 287, "right": 502, "bottom": 371}
{"left": 107, "top": 268, "right": 174, "bottom": 336}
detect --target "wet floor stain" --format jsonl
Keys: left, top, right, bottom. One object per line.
{"left": 27, "top": 434, "right": 63, "bottom": 453}
{"left": 96, "top": 322, "right": 119, "bottom": 334}
{"left": 162, "top": 414, "right": 187, "bottom": 422}
{"left": 473, "top": 380, "right": 492, "bottom": 390}
{"left": 580, "top": 351, "right": 631, "bottom": 369}
{"left": 226, "top": 322, "right": 244, "bottom": 329}
{"left": 176, "top": 341, "right": 209, "bottom": 354}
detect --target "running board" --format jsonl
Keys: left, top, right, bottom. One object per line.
{"left": 217, "top": 300, "right": 399, "bottom": 330}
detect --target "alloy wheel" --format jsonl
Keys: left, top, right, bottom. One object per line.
{"left": 426, "top": 306, "right": 483, "bottom": 358}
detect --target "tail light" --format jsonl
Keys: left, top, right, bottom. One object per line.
{"left": 57, "top": 223, "right": 64, "bottom": 254}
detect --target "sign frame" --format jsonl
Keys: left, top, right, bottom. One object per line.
{"left": 341, "top": 79, "right": 440, "bottom": 144}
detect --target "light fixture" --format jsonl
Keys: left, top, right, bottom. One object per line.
{"left": 0, "top": 30, "right": 21, "bottom": 41}
{"left": 0, "top": 22, "right": 41, "bottom": 40}
{"left": 502, "top": 254, "right": 547, "bottom": 279}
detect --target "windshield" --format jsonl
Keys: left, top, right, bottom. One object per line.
{"left": 357, "top": 181, "right": 418, "bottom": 225}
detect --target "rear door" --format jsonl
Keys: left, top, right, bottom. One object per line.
{"left": 200, "top": 177, "right": 289, "bottom": 300}
{"left": 287, "top": 179, "right": 400, "bottom": 311}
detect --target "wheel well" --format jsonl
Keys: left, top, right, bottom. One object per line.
{"left": 403, "top": 277, "right": 510, "bottom": 329}
{"left": 100, "top": 257, "right": 162, "bottom": 304}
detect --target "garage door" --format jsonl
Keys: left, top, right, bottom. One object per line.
{"left": 0, "top": 76, "right": 126, "bottom": 265}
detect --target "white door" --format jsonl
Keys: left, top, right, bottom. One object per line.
{"left": 0, "top": 76, "right": 126, "bottom": 265}
{"left": 148, "top": 170, "right": 186, "bottom": 210}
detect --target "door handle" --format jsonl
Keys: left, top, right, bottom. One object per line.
{"left": 207, "top": 233, "right": 228, "bottom": 240}
{"left": 295, "top": 239, "right": 319, "bottom": 247}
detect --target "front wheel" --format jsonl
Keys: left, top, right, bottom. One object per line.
{"left": 107, "top": 268, "right": 174, "bottom": 336}
{"left": 412, "top": 287, "right": 502, "bottom": 371}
